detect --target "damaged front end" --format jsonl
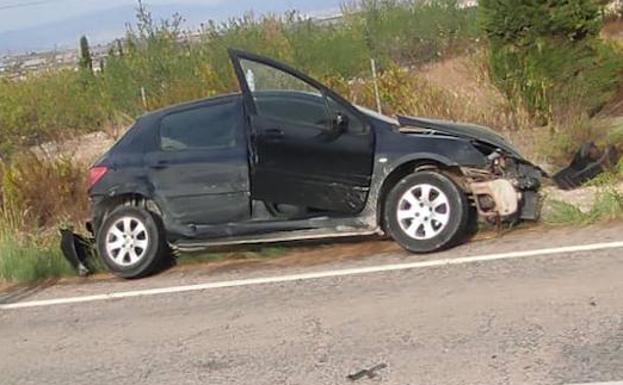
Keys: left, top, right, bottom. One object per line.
{"left": 462, "top": 154, "right": 542, "bottom": 222}
{"left": 396, "top": 115, "right": 543, "bottom": 222}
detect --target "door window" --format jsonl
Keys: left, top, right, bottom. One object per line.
{"left": 255, "top": 93, "right": 331, "bottom": 128}
{"left": 240, "top": 59, "right": 331, "bottom": 129}
{"left": 160, "top": 102, "right": 238, "bottom": 151}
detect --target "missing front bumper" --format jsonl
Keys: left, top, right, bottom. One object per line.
{"left": 462, "top": 165, "right": 542, "bottom": 222}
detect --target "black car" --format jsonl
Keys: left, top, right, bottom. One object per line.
{"left": 86, "top": 49, "right": 542, "bottom": 278}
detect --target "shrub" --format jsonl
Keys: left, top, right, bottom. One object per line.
{"left": 0, "top": 153, "right": 88, "bottom": 229}
{"left": 324, "top": 57, "right": 524, "bottom": 132}
{"left": 0, "top": 71, "right": 109, "bottom": 155}
{"left": 0, "top": 153, "right": 88, "bottom": 283}
{"left": 480, "top": 0, "right": 623, "bottom": 122}
{"left": 356, "top": 0, "right": 481, "bottom": 66}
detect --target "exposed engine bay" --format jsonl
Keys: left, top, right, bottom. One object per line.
{"left": 462, "top": 154, "right": 542, "bottom": 222}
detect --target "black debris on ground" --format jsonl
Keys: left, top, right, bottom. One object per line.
{"left": 553, "top": 142, "right": 620, "bottom": 190}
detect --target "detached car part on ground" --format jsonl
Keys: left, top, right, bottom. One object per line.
{"left": 73, "top": 49, "right": 543, "bottom": 279}
{"left": 553, "top": 142, "right": 620, "bottom": 190}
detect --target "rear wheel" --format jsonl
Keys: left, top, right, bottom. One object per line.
{"left": 384, "top": 171, "right": 470, "bottom": 253}
{"left": 96, "top": 205, "right": 169, "bottom": 279}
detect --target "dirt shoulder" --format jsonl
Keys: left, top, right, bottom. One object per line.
{"left": 2, "top": 221, "right": 621, "bottom": 305}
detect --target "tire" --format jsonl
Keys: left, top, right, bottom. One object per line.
{"left": 383, "top": 171, "right": 470, "bottom": 253}
{"left": 96, "top": 205, "right": 169, "bottom": 279}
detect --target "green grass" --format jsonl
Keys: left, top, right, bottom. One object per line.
{"left": 544, "top": 200, "right": 593, "bottom": 226}
{"left": 544, "top": 188, "right": 623, "bottom": 226}
{"left": 0, "top": 231, "right": 74, "bottom": 283}
{"left": 0, "top": 204, "right": 78, "bottom": 283}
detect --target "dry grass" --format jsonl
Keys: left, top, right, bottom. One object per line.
{"left": 0, "top": 153, "right": 88, "bottom": 283}
{"left": 326, "top": 51, "right": 534, "bottom": 132}
{"left": 1, "top": 152, "right": 88, "bottom": 229}
{"left": 603, "top": 18, "right": 623, "bottom": 40}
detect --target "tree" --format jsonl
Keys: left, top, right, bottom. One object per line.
{"left": 79, "top": 35, "right": 93, "bottom": 73}
{"left": 480, "top": 0, "right": 622, "bottom": 122}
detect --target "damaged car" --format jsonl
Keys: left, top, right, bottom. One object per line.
{"left": 83, "top": 49, "right": 543, "bottom": 278}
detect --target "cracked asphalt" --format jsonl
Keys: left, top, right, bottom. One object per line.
{"left": 1, "top": 224, "right": 622, "bottom": 385}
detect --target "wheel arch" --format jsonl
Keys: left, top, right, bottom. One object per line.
{"left": 375, "top": 156, "right": 467, "bottom": 228}
{"left": 91, "top": 191, "right": 163, "bottom": 235}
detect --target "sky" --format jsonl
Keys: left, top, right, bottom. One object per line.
{"left": 0, "top": 0, "right": 222, "bottom": 32}
{"left": 0, "top": 0, "right": 344, "bottom": 53}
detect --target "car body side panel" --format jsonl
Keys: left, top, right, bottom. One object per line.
{"left": 90, "top": 95, "right": 253, "bottom": 233}
{"left": 351, "top": 118, "right": 490, "bottom": 227}
{"left": 396, "top": 115, "right": 522, "bottom": 158}
{"left": 371, "top": 118, "right": 489, "bottom": 171}
{"left": 145, "top": 97, "right": 251, "bottom": 226}
{"left": 146, "top": 147, "right": 250, "bottom": 226}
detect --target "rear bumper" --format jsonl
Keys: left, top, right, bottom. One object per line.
{"left": 59, "top": 228, "right": 94, "bottom": 276}
{"left": 87, "top": 196, "right": 108, "bottom": 237}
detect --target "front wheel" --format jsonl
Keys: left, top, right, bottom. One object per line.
{"left": 383, "top": 171, "right": 470, "bottom": 253}
{"left": 96, "top": 205, "right": 169, "bottom": 279}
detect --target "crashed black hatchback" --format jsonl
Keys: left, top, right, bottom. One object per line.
{"left": 85, "top": 49, "right": 542, "bottom": 278}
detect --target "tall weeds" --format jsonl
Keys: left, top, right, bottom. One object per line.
{"left": 0, "top": 208, "right": 73, "bottom": 283}
{"left": 0, "top": 154, "right": 86, "bottom": 283}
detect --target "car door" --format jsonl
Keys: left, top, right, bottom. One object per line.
{"left": 146, "top": 98, "right": 251, "bottom": 226}
{"left": 229, "top": 49, "right": 375, "bottom": 214}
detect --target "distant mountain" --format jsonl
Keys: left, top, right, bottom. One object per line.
{"left": 0, "top": 1, "right": 341, "bottom": 54}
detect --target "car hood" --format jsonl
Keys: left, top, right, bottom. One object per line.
{"left": 396, "top": 115, "right": 523, "bottom": 159}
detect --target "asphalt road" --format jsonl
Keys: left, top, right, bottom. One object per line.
{"left": 1, "top": 224, "right": 623, "bottom": 385}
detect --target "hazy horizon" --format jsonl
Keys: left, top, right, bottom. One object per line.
{"left": 0, "top": 0, "right": 343, "bottom": 54}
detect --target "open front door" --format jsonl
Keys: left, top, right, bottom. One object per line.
{"left": 229, "top": 49, "right": 374, "bottom": 214}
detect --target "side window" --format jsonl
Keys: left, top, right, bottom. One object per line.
{"left": 254, "top": 93, "right": 331, "bottom": 128}
{"left": 240, "top": 59, "right": 331, "bottom": 129}
{"left": 160, "top": 102, "right": 238, "bottom": 151}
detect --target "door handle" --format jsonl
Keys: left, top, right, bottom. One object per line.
{"left": 263, "top": 128, "right": 284, "bottom": 140}
{"left": 149, "top": 160, "right": 169, "bottom": 169}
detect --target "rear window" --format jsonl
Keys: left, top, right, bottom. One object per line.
{"left": 159, "top": 102, "right": 238, "bottom": 151}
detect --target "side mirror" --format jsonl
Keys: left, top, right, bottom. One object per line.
{"left": 334, "top": 112, "right": 349, "bottom": 133}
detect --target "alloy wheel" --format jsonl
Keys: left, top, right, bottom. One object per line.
{"left": 396, "top": 183, "right": 451, "bottom": 240}
{"left": 105, "top": 216, "right": 150, "bottom": 266}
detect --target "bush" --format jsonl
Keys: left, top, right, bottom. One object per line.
{"left": 0, "top": 153, "right": 88, "bottom": 283}
{"left": 0, "top": 1, "right": 480, "bottom": 154}
{"left": 480, "top": 0, "right": 623, "bottom": 122}
{"left": 0, "top": 71, "right": 109, "bottom": 155}
{"left": 0, "top": 153, "right": 88, "bottom": 229}
{"left": 357, "top": 0, "right": 480, "bottom": 66}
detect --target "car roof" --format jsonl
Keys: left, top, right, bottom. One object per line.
{"left": 139, "top": 92, "right": 243, "bottom": 120}
{"left": 138, "top": 89, "right": 332, "bottom": 121}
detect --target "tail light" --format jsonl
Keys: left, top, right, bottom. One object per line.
{"left": 88, "top": 166, "right": 108, "bottom": 190}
